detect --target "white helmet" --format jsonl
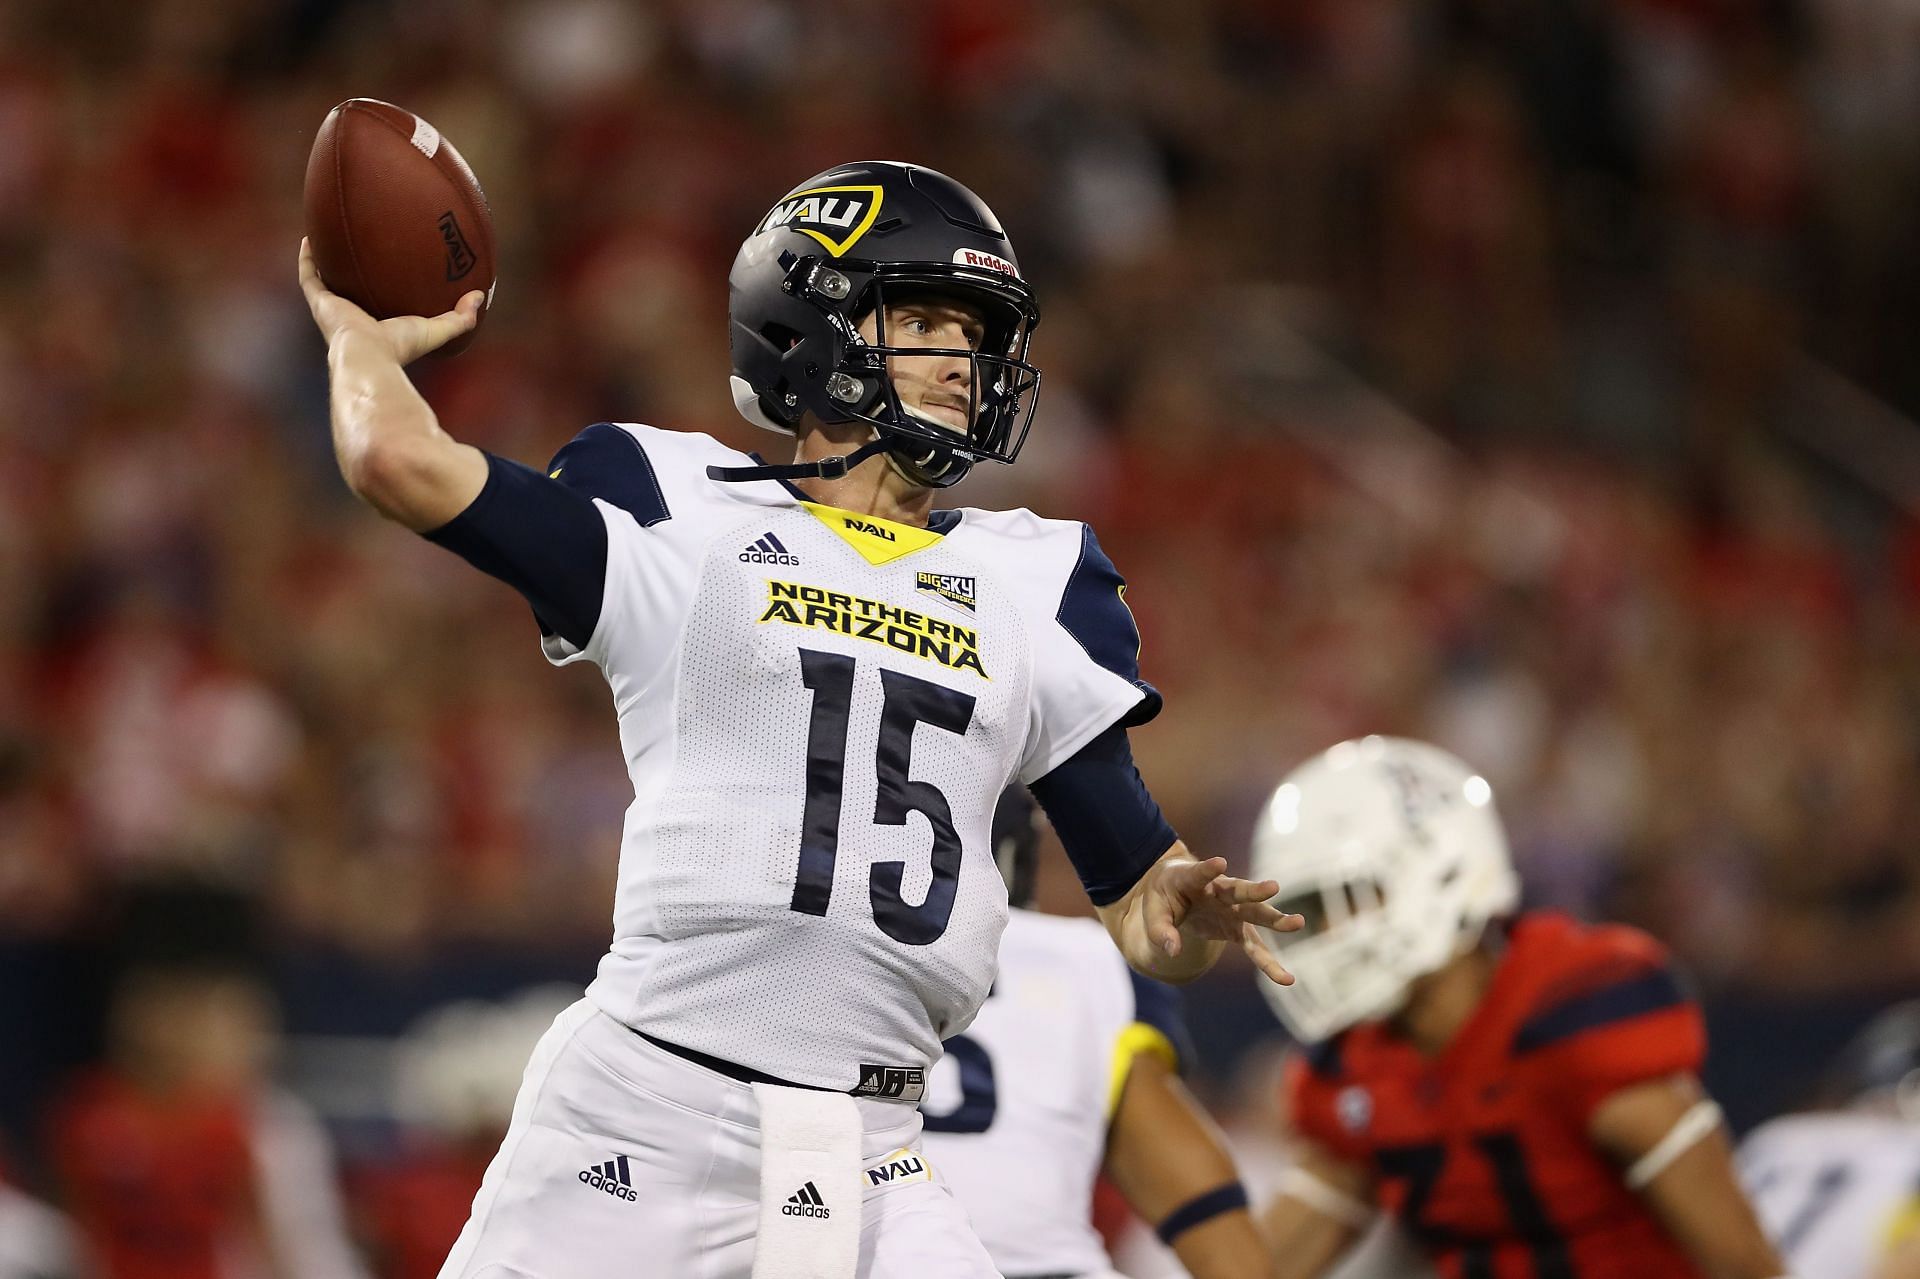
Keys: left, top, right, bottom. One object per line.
{"left": 1250, "top": 736, "right": 1520, "bottom": 1042}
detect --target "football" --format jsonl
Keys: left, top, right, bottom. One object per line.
{"left": 303, "top": 98, "right": 495, "bottom": 356}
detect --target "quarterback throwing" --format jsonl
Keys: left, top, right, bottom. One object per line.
{"left": 298, "top": 160, "right": 1299, "bottom": 1279}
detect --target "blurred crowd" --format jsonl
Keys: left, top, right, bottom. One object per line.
{"left": 6, "top": 0, "right": 1920, "bottom": 1271}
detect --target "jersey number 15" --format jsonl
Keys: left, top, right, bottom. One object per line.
{"left": 789, "top": 647, "right": 976, "bottom": 946}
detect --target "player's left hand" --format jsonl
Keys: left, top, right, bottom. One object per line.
{"left": 1143, "top": 855, "right": 1303, "bottom": 984}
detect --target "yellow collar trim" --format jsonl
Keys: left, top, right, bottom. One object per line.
{"left": 799, "top": 502, "right": 946, "bottom": 566}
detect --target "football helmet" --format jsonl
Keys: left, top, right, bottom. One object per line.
{"left": 724, "top": 161, "right": 1041, "bottom": 488}
{"left": 1249, "top": 736, "right": 1520, "bottom": 1042}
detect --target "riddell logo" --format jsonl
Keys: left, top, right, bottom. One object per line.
{"left": 952, "top": 248, "right": 1018, "bottom": 278}
{"left": 741, "top": 532, "right": 799, "bottom": 565}
{"left": 578, "top": 1155, "right": 636, "bottom": 1202}
{"left": 439, "top": 210, "right": 477, "bottom": 281}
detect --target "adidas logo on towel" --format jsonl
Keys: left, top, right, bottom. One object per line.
{"left": 740, "top": 532, "right": 799, "bottom": 565}
{"left": 578, "top": 1155, "right": 636, "bottom": 1202}
{"left": 782, "top": 1180, "right": 830, "bottom": 1218}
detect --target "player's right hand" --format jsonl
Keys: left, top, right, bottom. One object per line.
{"left": 298, "top": 238, "right": 483, "bottom": 366}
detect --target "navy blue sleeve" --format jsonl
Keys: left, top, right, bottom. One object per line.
{"left": 423, "top": 452, "right": 608, "bottom": 648}
{"left": 1127, "top": 970, "right": 1198, "bottom": 1073}
{"left": 1057, "top": 524, "right": 1162, "bottom": 726}
{"left": 1028, "top": 723, "right": 1177, "bottom": 907}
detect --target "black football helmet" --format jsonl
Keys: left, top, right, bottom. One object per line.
{"left": 723, "top": 161, "right": 1041, "bottom": 488}
{"left": 991, "top": 785, "right": 1043, "bottom": 910}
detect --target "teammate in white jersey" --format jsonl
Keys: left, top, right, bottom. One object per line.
{"left": 922, "top": 789, "right": 1271, "bottom": 1279}
{"left": 1738, "top": 1002, "right": 1920, "bottom": 1279}
{"left": 298, "top": 159, "right": 1300, "bottom": 1279}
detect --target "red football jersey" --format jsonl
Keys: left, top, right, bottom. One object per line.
{"left": 1285, "top": 911, "right": 1707, "bottom": 1279}
{"left": 49, "top": 1070, "right": 258, "bottom": 1279}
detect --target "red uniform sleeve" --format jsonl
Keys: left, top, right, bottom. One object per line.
{"left": 1513, "top": 925, "right": 1706, "bottom": 1127}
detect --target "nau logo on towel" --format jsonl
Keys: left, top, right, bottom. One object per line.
{"left": 853, "top": 1063, "right": 926, "bottom": 1103}
{"left": 862, "top": 1148, "right": 931, "bottom": 1188}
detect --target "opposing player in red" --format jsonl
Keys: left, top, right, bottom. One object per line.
{"left": 1252, "top": 737, "right": 1789, "bottom": 1279}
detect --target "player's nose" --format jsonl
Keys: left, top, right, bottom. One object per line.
{"left": 933, "top": 339, "right": 972, "bottom": 386}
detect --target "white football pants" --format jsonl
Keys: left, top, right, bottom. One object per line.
{"left": 435, "top": 999, "right": 998, "bottom": 1279}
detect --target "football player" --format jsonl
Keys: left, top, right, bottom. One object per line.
{"left": 1738, "top": 1003, "right": 1920, "bottom": 1279}
{"left": 297, "top": 159, "right": 1300, "bottom": 1279}
{"left": 1249, "top": 737, "right": 1790, "bottom": 1279}
{"left": 920, "top": 788, "right": 1271, "bottom": 1279}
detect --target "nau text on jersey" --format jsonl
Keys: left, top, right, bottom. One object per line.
{"left": 759, "top": 581, "right": 987, "bottom": 679}
{"left": 842, "top": 515, "right": 896, "bottom": 542}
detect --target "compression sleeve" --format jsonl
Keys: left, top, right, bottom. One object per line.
{"left": 423, "top": 451, "right": 609, "bottom": 648}
{"left": 1029, "top": 723, "right": 1177, "bottom": 907}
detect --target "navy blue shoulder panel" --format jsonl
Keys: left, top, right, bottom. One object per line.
{"left": 1512, "top": 966, "right": 1689, "bottom": 1055}
{"left": 1056, "top": 523, "right": 1162, "bottom": 725}
{"left": 1128, "top": 970, "right": 1197, "bottom": 1073}
{"left": 546, "top": 423, "right": 671, "bottom": 527}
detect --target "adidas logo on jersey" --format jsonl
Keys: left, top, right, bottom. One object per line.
{"left": 782, "top": 1180, "right": 829, "bottom": 1218}
{"left": 578, "top": 1155, "right": 637, "bottom": 1201}
{"left": 852, "top": 1063, "right": 926, "bottom": 1103}
{"left": 741, "top": 532, "right": 799, "bottom": 565}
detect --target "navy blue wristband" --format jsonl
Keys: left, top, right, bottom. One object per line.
{"left": 1155, "top": 1181, "right": 1250, "bottom": 1245}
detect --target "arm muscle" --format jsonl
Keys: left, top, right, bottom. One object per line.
{"left": 1104, "top": 1053, "right": 1270, "bottom": 1279}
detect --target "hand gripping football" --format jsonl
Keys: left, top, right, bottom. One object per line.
{"left": 303, "top": 99, "right": 496, "bottom": 356}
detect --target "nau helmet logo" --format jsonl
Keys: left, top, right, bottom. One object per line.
{"left": 758, "top": 184, "right": 884, "bottom": 257}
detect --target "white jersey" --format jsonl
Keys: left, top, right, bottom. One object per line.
{"left": 0, "top": 1185, "right": 72, "bottom": 1279}
{"left": 1738, "top": 1111, "right": 1920, "bottom": 1279}
{"left": 543, "top": 424, "right": 1155, "bottom": 1092}
{"left": 919, "top": 909, "right": 1185, "bottom": 1278}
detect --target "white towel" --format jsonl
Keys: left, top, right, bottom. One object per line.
{"left": 750, "top": 1083, "right": 863, "bottom": 1279}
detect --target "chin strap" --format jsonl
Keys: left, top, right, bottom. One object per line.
{"left": 706, "top": 436, "right": 894, "bottom": 484}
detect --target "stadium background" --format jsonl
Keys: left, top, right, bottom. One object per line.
{"left": 5, "top": 0, "right": 1920, "bottom": 1272}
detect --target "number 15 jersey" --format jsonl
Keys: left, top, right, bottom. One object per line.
{"left": 538, "top": 423, "right": 1159, "bottom": 1092}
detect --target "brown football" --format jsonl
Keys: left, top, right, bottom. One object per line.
{"left": 304, "top": 99, "right": 495, "bottom": 356}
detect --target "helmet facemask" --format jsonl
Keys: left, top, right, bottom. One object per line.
{"left": 776, "top": 255, "right": 1041, "bottom": 488}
